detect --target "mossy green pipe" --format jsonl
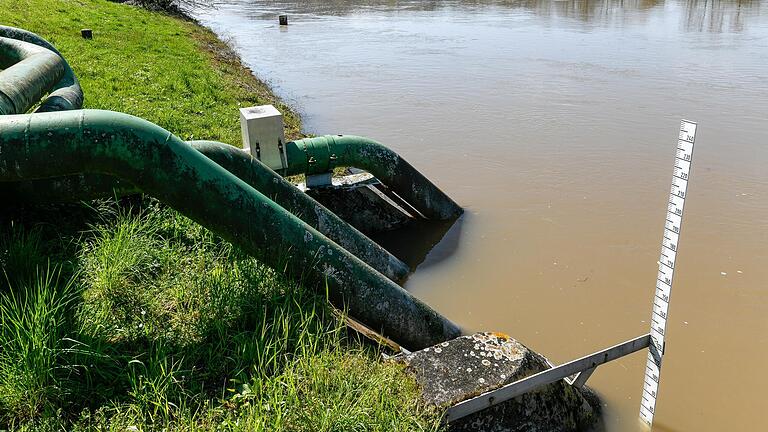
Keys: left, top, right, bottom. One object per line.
{"left": 283, "top": 135, "right": 463, "bottom": 220}
{"left": 0, "top": 172, "right": 138, "bottom": 203}
{"left": 0, "top": 36, "right": 65, "bottom": 115}
{"left": 0, "top": 26, "right": 84, "bottom": 112}
{"left": 0, "top": 141, "right": 410, "bottom": 283}
{"left": 190, "top": 140, "right": 410, "bottom": 282}
{"left": 0, "top": 109, "right": 460, "bottom": 350}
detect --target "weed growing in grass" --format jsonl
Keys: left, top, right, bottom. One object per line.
{"left": 0, "top": 224, "right": 45, "bottom": 286}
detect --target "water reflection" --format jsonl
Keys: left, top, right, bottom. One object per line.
{"left": 208, "top": 0, "right": 763, "bottom": 33}
{"left": 682, "top": 0, "right": 763, "bottom": 33}
{"left": 370, "top": 215, "right": 466, "bottom": 269}
{"left": 192, "top": 0, "right": 768, "bottom": 430}
{"left": 519, "top": 0, "right": 661, "bottom": 20}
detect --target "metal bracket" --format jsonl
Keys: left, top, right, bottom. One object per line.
{"left": 568, "top": 366, "right": 596, "bottom": 388}
{"left": 445, "top": 333, "right": 651, "bottom": 423}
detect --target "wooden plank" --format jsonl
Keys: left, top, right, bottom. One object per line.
{"left": 446, "top": 333, "right": 651, "bottom": 422}
{"left": 331, "top": 307, "right": 404, "bottom": 353}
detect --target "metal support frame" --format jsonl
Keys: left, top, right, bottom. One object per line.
{"left": 445, "top": 333, "right": 651, "bottom": 423}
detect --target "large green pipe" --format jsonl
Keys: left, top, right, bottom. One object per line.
{"left": 0, "top": 109, "right": 460, "bottom": 350}
{"left": 0, "top": 26, "right": 84, "bottom": 112}
{"left": 190, "top": 140, "right": 409, "bottom": 282}
{"left": 7, "top": 134, "right": 466, "bottom": 224}
{"left": 0, "top": 173, "right": 139, "bottom": 202}
{"left": 0, "top": 142, "right": 410, "bottom": 283}
{"left": 283, "top": 135, "right": 463, "bottom": 220}
{"left": 0, "top": 37, "right": 65, "bottom": 115}
{"left": 0, "top": 26, "right": 409, "bottom": 282}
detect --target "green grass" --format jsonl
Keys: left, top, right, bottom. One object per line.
{"left": 1, "top": 205, "right": 439, "bottom": 430}
{"left": 0, "top": 1, "right": 438, "bottom": 430}
{"left": 0, "top": 0, "right": 301, "bottom": 143}
{"left": 0, "top": 268, "right": 79, "bottom": 423}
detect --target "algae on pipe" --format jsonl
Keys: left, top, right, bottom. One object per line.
{"left": 0, "top": 109, "right": 461, "bottom": 350}
{"left": 284, "top": 135, "right": 464, "bottom": 220}
{"left": 0, "top": 141, "right": 411, "bottom": 283}
{"left": 0, "top": 36, "right": 65, "bottom": 115}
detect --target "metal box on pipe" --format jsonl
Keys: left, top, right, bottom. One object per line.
{"left": 239, "top": 104, "right": 286, "bottom": 170}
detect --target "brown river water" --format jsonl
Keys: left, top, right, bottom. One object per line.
{"left": 193, "top": 1, "right": 767, "bottom": 430}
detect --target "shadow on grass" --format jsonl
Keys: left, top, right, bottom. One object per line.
{"left": 1, "top": 199, "right": 329, "bottom": 424}
{"left": 0, "top": 198, "right": 440, "bottom": 431}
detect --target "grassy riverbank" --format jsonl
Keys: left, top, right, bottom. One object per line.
{"left": 0, "top": 1, "right": 438, "bottom": 430}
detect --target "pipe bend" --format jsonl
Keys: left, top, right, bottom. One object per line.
{"left": 285, "top": 135, "right": 463, "bottom": 220}
{"left": 0, "top": 26, "right": 84, "bottom": 112}
{"left": 188, "top": 140, "right": 410, "bottom": 282}
{"left": 0, "top": 109, "right": 459, "bottom": 349}
{"left": 0, "top": 140, "right": 411, "bottom": 283}
{"left": 0, "top": 37, "right": 66, "bottom": 115}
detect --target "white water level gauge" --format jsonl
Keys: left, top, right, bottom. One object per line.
{"left": 639, "top": 119, "right": 698, "bottom": 427}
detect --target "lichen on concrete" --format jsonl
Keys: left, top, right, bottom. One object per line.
{"left": 397, "top": 332, "right": 600, "bottom": 432}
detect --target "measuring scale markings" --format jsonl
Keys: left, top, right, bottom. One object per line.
{"left": 640, "top": 120, "right": 697, "bottom": 427}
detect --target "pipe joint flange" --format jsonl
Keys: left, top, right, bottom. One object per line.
{"left": 303, "top": 135, "right": 333, "bottom": 175}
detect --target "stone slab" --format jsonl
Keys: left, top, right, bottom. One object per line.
{"left": 398, "top": 332, "right": 599, "bottom": 432}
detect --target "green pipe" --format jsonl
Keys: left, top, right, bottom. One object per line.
{"left": 190, "top": 140, "right": 410, "bottom": 282}
{"left": 0, "top": 141, "right": 410, "bottom": 283}
{"left": 283, "top": 135, "right": 463, "bottom": 220}
{"left": 0, "top": 26, "right": 84, "bottom": 112}
{"left": 0, "top": 109, "right": 460, "bottom": 350}
{"left": 0, "top": 173, "right": 139, "bottom": 203}
{"left": 0, "top": 37, "right": 65, "bottom": 115}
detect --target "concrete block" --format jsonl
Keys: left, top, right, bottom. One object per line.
{"left": 398, "top": 332, "right": 599, "bottom": 432}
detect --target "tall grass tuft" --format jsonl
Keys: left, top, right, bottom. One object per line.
{"left": 0, "top": 267, "right": 79, "bottom": 425}
{"left": 0, "top": 222, "right": 45, "bottom": 288}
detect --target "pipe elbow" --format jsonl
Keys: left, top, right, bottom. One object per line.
{"left": 0, "top": 110, "right": 185, "bottom": 181}
{"left": 0, "top": 37, "right": 66, "bottom": 115}
{"left": 285, "top": 134, "right": 463, "bottom": 220}
{"left": 0, "top": 26, "right": 84, "bottom": 112}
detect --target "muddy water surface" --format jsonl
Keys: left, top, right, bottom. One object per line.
{"left": 194, "top": 1, "right": 768, "bottom": 430}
